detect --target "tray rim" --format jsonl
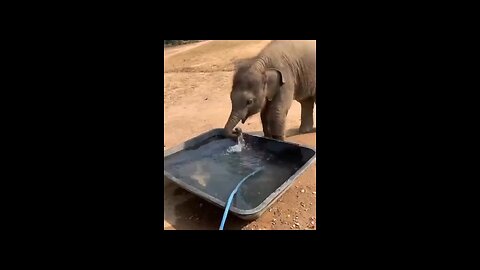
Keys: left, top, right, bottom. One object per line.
{"left": 164, "top": 128, "right": 316, "bottom": 218}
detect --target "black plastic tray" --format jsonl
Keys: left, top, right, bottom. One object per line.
{"left": 164, "top": 128, "right": 316, "bottom": 220}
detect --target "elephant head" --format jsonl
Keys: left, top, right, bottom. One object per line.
{"left": 223, "top": 60, "right": 286, "bottom": 138}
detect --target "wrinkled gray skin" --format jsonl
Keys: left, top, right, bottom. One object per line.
{"left": 224, "top": 40, "right": 316, "bottom": 141}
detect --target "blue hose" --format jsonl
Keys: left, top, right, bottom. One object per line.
{"left": 219, "top": 167, "right": 264, "bottom": 230}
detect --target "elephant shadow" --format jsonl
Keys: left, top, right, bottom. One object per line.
{"left": 247, "top": 127, "right": 316, "bottom": 137}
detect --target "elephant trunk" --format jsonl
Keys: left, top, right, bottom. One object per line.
{"left": 224, "top": 111, "right": 242, "bottom": 138}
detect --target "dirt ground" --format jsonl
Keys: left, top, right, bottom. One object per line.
{"left": 164, "top": 40, "right": 316, "bottom": 230}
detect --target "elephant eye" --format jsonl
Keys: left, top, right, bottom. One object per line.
{"left": 246, "top": 99, "right": 254, "bottom": 105}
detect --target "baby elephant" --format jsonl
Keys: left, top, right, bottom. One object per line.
{"left": 224, "top": 40, "right": 316, "bottom": 141}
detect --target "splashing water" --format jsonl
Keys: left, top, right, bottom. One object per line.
{"left": 226, "top": 133, "right": 246, "bottom": 153}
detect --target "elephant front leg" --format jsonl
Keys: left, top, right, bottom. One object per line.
{"left": 268, "top": 81, "right": 294, "bottom": 141}
{"left": 299, "top": 97, "right": 315, "bottom": 133}
{"left": 261, "top": 103, "right": 272, "bottom": 138}
{"left": 269, "top": 108, "right": 289, "bottom": 141}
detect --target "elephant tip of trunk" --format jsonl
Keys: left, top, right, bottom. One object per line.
{"left": 224, "top": 127, "right": 241, "bottom": 139}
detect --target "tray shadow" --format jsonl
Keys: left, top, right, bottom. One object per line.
{"left": 164, "top": 177, "right": 251, "bottom": 230}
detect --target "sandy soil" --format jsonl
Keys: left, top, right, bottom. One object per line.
{"left": 164, "top": 40, "right": 316, "bottom": 230}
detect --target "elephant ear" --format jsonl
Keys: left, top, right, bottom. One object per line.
{"left": 264, "top": 69, "right": 286, "bottom": 101}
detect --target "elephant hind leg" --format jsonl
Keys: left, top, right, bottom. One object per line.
{"left": 299, "top": 97, "right": 315, "bottom": 134}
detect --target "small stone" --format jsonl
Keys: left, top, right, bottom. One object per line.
{"left": 295, "top": 222, "right": 300, "bottom": 226}
{"left": 287, "top": 215, "right": 290, "bottom": 218}
{"left": 312, "top": 191, "right": 316, "bottom": 194}
{"left": 300, "top": 202, "right": 305, "bottom": 207}
{"left": 273, "top": 218, "right": 276, "bottom": 222}
{"left": 204, "top": 97, "right": 208, "bottom": 100}
{"left": 269, "top": 208, "right": 272, "bottom": 212}
{"left": 311, "top": 221, "right": 315, "bottom": 225}
{"left": 301, "top": 189, "right": 305, "bottom": 193}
